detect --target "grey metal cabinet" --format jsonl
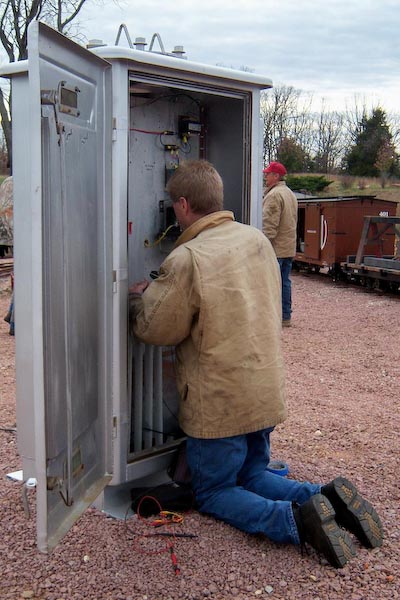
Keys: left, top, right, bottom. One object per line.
{"left": 1, "top": 21, "right": 271, "bottom": 552}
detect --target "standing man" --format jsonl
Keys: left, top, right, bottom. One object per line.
{"left": 262, "top": 162, "right": 298, "bottom": 326}
{"left": 129, "top": 160, "right": 383, "bottom": 568}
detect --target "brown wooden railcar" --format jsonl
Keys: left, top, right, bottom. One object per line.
{"left": 295, "top": 195, "right": 398, "bottom": 274}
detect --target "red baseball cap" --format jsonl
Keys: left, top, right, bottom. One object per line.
{"left": 263, "top": 161, "right": 287, "bottom": 176}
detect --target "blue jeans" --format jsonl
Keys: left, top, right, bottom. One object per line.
{"left": 186, "top": 429, "right": 321, "bottom": 545}
{"left": 277, "top": 258, "right": 293, "bottom": 320}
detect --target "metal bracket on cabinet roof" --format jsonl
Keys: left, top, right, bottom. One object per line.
{"left": 114, "top": 24, "right": 167, "bottom": 55}
{"left": 114, "top": 24, "right": 186, "bottom": 58}
{"left": 115, "top": 23, "right": 134, "bottom": 48}
{"left": 148, "top": 32, "right": 166, "bottom": 54}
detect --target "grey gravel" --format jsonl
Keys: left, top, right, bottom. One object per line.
{"left": 0, "top": 272, "right": 399, "bottom": 600}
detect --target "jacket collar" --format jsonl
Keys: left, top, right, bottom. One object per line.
{"left": 266, "top": 180, "right": 287, "bottom": 193}
{"left": 174, "top": 210, "right": 235, "bottom": 248}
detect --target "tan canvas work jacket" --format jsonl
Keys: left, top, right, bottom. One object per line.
{"left": 130, "top": 210, "right": 287, "bottom": 439}
{"left": 262, "top": 181, "right": 298, "bottom": 258}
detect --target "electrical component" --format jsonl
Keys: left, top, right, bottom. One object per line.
{"left": 165, "top": 150, "right": 179, "bottom": 184}
{"left": 178, "top": 115, "right": 202, "bottom": 139}
{"left": 160, "top": 131, "right": 179, "bottom": 151}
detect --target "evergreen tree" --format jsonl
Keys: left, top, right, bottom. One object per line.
{"left": 344, "top": 108, "right": 398, "bottom": 177}
{"left": 277, "top": 137, "right": 309, "bottom": 172}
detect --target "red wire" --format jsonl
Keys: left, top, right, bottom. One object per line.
{"left": 131, "top": 495, "right": 179, "bottom": 571}
{"left": 170, "top": 546, "right": 180, "bottom": 576}
{"left": 136, "top": 495, "right": 163, "bottom": 522}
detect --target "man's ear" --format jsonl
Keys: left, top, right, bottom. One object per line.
{"left": 178, "top": 196, "right": 189, "bottom": 213}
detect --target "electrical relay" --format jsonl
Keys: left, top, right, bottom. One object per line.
{"left": 178, "top": 115, "right": 202, "bottom": 138}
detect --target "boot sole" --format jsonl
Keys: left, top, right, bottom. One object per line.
{"left": 301, "top": 494, "right": 356, "bottom": 568}
{"left": 331, "top": 477, "right": 383, "bottom": 548}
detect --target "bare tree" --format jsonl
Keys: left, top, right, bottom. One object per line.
{"left": 260, "top": 88, "right": 397, "bottom": 175}
{"left": 387, "top": 112, "right": 400, "bottom": 150}
{"left": 261, "top": 85, "right": 300, "bottom": 163}
{"left": 261, "top": 84, "right": 314, "bottom": 168}
{"left": 312, "top": 104, "right": 348, "bottom": 173}
{"left": 0, "top": 0, "right": 93, "bottom": 170}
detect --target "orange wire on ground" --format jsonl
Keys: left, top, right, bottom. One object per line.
{"left": 126, "top": 494, "right": 184, "bottom": 575}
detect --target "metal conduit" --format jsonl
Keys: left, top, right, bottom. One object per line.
{"left": 153, "top": 347, "right": 163, "bottom": 445}
{"left": 132, "top": 343, "right": 164, "bottom": 451}
{"left": 133, "top": 343, "right": 144, "bottom": 451}
{"left": 143, "top": 345, "right": 154, "bottom": 448}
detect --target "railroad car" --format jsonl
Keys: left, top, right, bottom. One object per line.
{"left": 341, "top": 215, "right": 400, "bottom": 292}
{"left": 294, "top": 195, "right": 397, "bottom": 276}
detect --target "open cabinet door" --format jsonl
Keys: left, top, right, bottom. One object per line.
{"left": 26, "top": 22, "right": 113, "bottom": 552}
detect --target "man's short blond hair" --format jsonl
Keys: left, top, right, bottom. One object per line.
{"left": 166, "top": 160, "right": 224, "bottom": 214}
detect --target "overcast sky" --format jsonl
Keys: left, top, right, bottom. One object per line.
{"left": 78, "top": 0, "right": 399, "bottom": 113}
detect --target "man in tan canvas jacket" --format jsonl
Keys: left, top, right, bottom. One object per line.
{"left": 129, "top": 160, "right": 383, "bottom": 568}
{"left": 262, "top": 161, "right": 298, "bottom": 326}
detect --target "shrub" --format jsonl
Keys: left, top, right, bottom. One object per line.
{"left": 357, "top": 179, "right": 368, "bottom": 190}
{"left": 286, "top": 175, "right": 333, "bottom": 194}
{"left": 340, "top": 175, "right": 355, "bottom": 190}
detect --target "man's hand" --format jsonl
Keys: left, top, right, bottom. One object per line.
{"left": 129, "top": 279, "right": 150, "bottom": 296}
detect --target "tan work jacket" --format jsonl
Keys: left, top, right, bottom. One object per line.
{"left": 262, "top": 181, "right": 298, "bottom": 258}
{"left": 130, "top": 210, "right": 287, "bottom": 439}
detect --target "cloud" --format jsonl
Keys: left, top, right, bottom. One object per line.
{"left": 79, "top": 0, "right": 400, "bottom": 111}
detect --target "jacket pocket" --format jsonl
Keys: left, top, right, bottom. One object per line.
{"left": 181, "top": 384, "right": 189, "bottom": 402}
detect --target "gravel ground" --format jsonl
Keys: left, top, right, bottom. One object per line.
{"left": 0, "top": 272, "right": 399, "bottom": 600}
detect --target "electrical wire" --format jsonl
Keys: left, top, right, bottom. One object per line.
{"left": 130, "top": 127, "right": 174, "bottom": 135}
{"left": 124, "top": 495, "right": 173, "bottom": 556}
{"left": 130, "top": 118, "right": 200, "bottom": 155}
{"left": 179, "top": 140, "right": 192, "bottom": 154}
{"left": 136, "top": 92, "right": 201, "bottom": 109}
{"left": 162, "top": 397, "right": 180, "bottom": 425}
{"left": 159, "top": 132, "right": 179, "bottom": 149}
{"left": 123, "top": 493, "right": 193, "bottom": 575}
{"left": 144, "top": 224, "right": 178, "bottom": 248}
{"left": 129, "top": 127, "right": 180, "bottom": 150}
